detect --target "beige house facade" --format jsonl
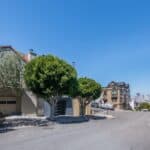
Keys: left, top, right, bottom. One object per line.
{"left": 102, "top": 81, "right": 130, "bottom": 110}
{"left": 0, "top": 46, "right": 82, "bottom": 117}
{"left": 0, "top": 46, "right": 51, "bottom": 116}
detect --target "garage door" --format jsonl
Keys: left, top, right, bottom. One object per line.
{"left": 0, "top": 97, "right": 17, "bottom": 115}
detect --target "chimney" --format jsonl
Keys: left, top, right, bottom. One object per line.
{"left": 27, "top": 49, "right": 37, "bottom": 62}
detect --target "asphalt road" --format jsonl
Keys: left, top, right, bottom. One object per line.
{"left": 0, "top": 112, "right": 150, "bottom": 150}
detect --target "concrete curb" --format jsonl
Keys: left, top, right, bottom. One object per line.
{"left": 93, "top": 113, "right": 115, "bottom": 119}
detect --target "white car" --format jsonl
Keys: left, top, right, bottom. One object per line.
{"left": 141, "top": 109, "right": 149, "bottom": 112}
{"left": 99, "top": 103, "right": 114, "bottom": 110}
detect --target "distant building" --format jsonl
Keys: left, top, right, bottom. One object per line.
{"left": 134, "top": 93, "right": 144, "bottom": 102}
{"left": 102, "top": 81, "right": 131, "bottom": 110}
{"left": 23, "top": 49, "right": 37, "bottom": 62}
{"left": 131, "top": 93, "right": 150, "bottom": 109}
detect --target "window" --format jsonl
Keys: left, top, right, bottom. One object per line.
{"left": 0, "top": 101, "right": 6, "bottom": 104}
{"left": 112, "top": 90, "right": 117, "bottom": 95}
{"left": 112, "top": 97, "right": 117, "bottom": 102}
{"left": 0, "top": 99, "right": 16, "bottom": 104}
{"left": 7, "top": 101, "right": 16, "bottom": 104}
{"left": 104, "top": 91, "right": 107, "bottom": 96}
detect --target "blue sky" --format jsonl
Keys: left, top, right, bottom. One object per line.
{"left": 0, "top": 0, "right": 150, "bottom": 95}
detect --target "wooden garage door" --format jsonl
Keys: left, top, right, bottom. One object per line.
{"left": 0, "top": 97, "right": 17, "bottom": 115}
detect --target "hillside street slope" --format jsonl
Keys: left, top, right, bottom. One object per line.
{"left": 0, "top": 112, "right": 150, "bottom": 150}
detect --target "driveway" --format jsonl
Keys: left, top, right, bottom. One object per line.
{"left": 0, "top": 111, "right": 150, "bottom": 150}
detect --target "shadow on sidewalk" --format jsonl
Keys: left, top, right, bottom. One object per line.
{"left": 52, "top": 116, "right": 89, "bottom": 124}
{"left": 0, "top": 115, "right": 108, "bottom": 133}
{"left": 0, "top": 118, "right": 51, "bottom": 133}
{"left": 51, "top": 115, "right": 106, "bottom": 124}
{"left": 0, "top": 127, "right": 15, "bottom": 133}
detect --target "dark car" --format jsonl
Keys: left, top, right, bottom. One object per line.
{"left": 91, "top": 102, "right": 99, "bottom": 108}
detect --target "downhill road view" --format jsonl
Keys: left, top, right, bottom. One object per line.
{"left": 0, "top": 112, "right": 150, "bottom": 150}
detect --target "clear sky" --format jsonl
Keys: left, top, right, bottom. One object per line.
{"left": 0, "top": 0, "right": 150, "bottom": 95}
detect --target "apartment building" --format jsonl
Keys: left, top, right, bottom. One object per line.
{"left": 102, "top": 81, "right": 130, "bottom": 110}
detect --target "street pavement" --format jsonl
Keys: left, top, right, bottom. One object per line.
{"left": 0, "top": 111, "right": 150, "bottom": 150}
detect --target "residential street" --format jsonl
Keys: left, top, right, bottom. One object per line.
{"left": 0, "top": 112, "right": 150, "bottom": 150}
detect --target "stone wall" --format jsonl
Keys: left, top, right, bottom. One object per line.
{"left": 21, "top": 92, "right": 37, "bottom": 115}
{"left": 72, "top": 98, "right": 92, "bottom": 116}
{"left": 72, "top": 98, "right": 80, "bottom": 116}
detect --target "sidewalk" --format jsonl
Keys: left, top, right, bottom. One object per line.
{"left": 92, "top": 111, "right": 115, "bottom": 119}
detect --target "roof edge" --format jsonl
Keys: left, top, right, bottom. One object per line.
{"left": 0, "top": 45, "right": 28, "bottom": 63}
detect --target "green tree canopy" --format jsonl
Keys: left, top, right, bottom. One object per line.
{"left": 77, "top": 77, "right": 102, "bottom": 115}
{"left": 138, "top": 102, "right": 150, "bottom": 111}
{"left": 24, "top": 55, "right": 78, "bottom": 100}
{"left": 78, "top": 77, "right": 101, "bottom": 100}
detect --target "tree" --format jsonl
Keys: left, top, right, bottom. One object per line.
{"left": 24, "top": 55, "right": 78, "bottom": 117}
{"left": 77, "top": 77, "right": 102, "bottom": 115}
{"left": 138, "top": 102, "right": 150, "bottom": 111}
{"left": 0, "top": 53, "right": 23, "bottom": 89}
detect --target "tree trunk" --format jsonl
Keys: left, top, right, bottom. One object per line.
{"left": 48, "top": 103, "right": 52, "bottom": 119}
{"left": 48, "top": 98, "right": 55, "bottom": 120}
{"left": 49, "top": 96, "right": 58, "bottom": 120}
{"left": 80, "top": 98, "right": 86, "bottom": 116}
{"left": 81, "top": 104, "right": 85, "bottom": 116}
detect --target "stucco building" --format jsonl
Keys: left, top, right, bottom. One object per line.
{"left": 102, "top": 81, "right": 130, "bottom": 110}
{"left": 0, "top": 46, "right": 79, "bottom": 117}
{"left": 0, "top": 46, "right": 46, "bottom": 116}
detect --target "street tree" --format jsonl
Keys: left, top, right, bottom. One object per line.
{"left": 77, "top": 77, "right": 101, "bottom": 115}
{"left": 24, "top": 55, "right": 78, "bottom": 117}
{"left": 138, "top": 102, "right": 150, "bottom": 111}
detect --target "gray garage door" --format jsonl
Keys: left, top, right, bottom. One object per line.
{"left": 0, "top": 97, "right": 17, "bottom": 115}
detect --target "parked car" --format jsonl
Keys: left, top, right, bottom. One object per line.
{"left": 99, "top": 103, "right": 114, "bottom": 110}
{"left": 91, "top": 102, "right": 99, "bottom": 108}
{"left": 141, "top": 109, "right": 149, "bottom": 112}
